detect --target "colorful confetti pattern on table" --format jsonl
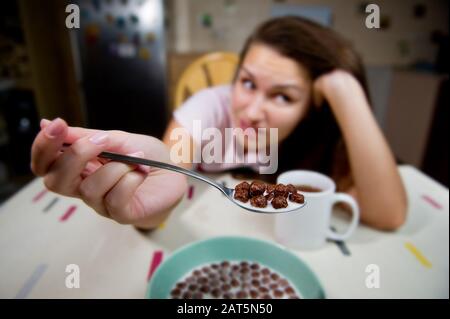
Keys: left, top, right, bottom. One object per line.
{"left": 147, "top": 250, "right": 164, "bottom": 281}
{"left": 187, "top": 185, "right": 194, "bottom": 200}
{"left": 60, "top": 205, "right": 77, "bottom": 222}
{"left": 405, "top": 242, "right": 432, "bottom": 268}
{"left": 421, "top": 194, "right": 443, "bottom": 210}
{"left": 32, "top": 189, "right": 48, "bottom": 203}
{"left": 15, "top": 264, "right": 48, "bottom": 299}
{"left": 43, "top": 197, "right": 59, "bottom": 213}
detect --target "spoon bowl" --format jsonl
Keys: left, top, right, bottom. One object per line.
{"left": 231, "top": 190, "right": 307, "bottom": 214}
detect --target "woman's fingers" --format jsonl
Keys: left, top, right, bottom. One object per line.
{"left": 31, "top": 118, "right": 68, "bottom": 176}
{"left": 104, "top": 170, "right": 147, "bottom": 224}
{"left": 35, "top": 119, "right": 148, "bottom": 202}
{"left": 33, "top": 118, "right": 99, "bottom": 177}
{"left": 40, "top": 118, "right": 102, "bottom": 144}
{"left": 78, "top": 152, "right": 145, "bottom": 219}
{"left": 43, "top": 131, "right": 110, "bottom": 197}
{"left": 39, "top": 118, "right": 134, "bottom": 152}
{"left": 132, "top": 170, "right": 188, "bottom": 218}
{"left": 40, "top": 118, "right": 51, "bottom": 129}
{"left": 80, "top": 160, "right": 104, "bottom": 179}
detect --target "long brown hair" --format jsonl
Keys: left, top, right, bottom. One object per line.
{"left": 235, "top": 16, "right": 371, "bottom": 189}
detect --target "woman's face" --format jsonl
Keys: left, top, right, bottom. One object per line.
{"left": 231, "top": 44, "right": 312, "bottom": 150}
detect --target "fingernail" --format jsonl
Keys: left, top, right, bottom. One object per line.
{"left": 45, "top": 118, "right": 64, "bottom": 138}
{"left": 89, "top": 132, "right": 109, "bottom": 145}
{"left": 40, "top": 118, "right": 51, "bottom": 129}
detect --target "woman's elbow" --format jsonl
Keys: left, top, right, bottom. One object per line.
{"left": 386, "top": 211, "right": 406, "bottom": 231}
{"left": 380, "top": 201, "right": 408, "bottom": 231}
{"left": 363, "top": 198, "right": 408, "bottom": 231}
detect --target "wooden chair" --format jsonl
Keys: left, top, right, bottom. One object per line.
{"left": 174, "top": 52, "right": 239, "bottom": 109}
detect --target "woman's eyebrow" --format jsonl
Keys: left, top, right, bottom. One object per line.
{"left": 272, "top": 84, "right": 304, "bottom": 94}
{"left": 241, "top": 66, "right": 304, "bottom": 94}
{"left": 240, "top": 67, "right": 255, "bottom": 79}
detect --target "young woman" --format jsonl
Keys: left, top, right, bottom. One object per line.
{"left": 32, "top": 17, "right": 407, "bottom": 231}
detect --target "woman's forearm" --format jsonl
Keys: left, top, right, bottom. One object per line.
{"left": 325, "top": 75, "right": 407, "bottom": 230}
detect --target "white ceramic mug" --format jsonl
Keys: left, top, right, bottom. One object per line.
{"left": 274, "top": 170, "right": 360, "bottom": 250}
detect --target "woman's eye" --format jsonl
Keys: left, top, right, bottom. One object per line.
{"left": 242, "top": 79, "right": 255, "bottom": 90}
{"left": 274, "top": 94, "right": 292, "bottom": 104}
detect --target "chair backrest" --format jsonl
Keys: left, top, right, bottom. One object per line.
{"left": 174, "top": 52, "right": 239, "bottom": 109}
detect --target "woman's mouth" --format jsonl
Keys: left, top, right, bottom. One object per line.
{"left": 239, "top": 119, "right": 259, "bottom": 138}
{"left": 239, "top": 119, "right": 251, "bottom": 130}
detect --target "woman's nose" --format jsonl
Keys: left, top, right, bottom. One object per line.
{"left": 246, "top": 95, "right": 265, "bottom": 122}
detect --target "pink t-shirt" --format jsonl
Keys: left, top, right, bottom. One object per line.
{"left": 173, "top": 85, "right": 261, "bottom": 172}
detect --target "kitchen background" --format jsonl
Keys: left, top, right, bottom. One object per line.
{"left": 0, "top": 0, "right": 448, "bottom": 203}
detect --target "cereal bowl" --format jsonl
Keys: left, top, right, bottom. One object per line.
{"left": 146, "top": 236, "right": 325, "bottom": 299}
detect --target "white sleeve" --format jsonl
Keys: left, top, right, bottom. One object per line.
{"left": 173, "top": 86, "right": 227, "bottom": 145}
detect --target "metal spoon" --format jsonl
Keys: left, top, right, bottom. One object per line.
{"left": 94, "top": 150, "right": 307, "bottom": 214}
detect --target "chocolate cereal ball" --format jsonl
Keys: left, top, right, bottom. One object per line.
{"left": 272, "top": 196, "right": 288, "bottom": 209}
{"left": 235, "top": 181, "right": 250, "bottom": 192}
{"left": 289, "top": 192, "right": 305, "bottom": 204}
{"left": 266, "top": 184, "right": 276, "bottom": 194}
{"left": 265, "top": 192, "right": 275, "bottom": 202}
{"left": 170, "top": 260, "right": 302, "bottom": 299}
{"left": 274, "top": 184, "right": 288, "bottom": 198}
{"left": 234, "top": 189, "right": 249, "bottom": 203}
{"left": 286, "top": 184, "right": 297, "bottom": 194}
{"left": 250, "top": 195, "right": 268, "bottom": 208}
{"left": 249, "top": 181, "right": 266, "bottom": 197}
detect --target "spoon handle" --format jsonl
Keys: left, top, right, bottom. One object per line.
{"left": 98, "top": 151, "right": 229, "bottom": 195}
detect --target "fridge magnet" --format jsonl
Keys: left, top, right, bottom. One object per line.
{"left": 146, "top": 32, "right": 156, "bottom": 43}
{"left": 117, "top": 33, "right": 128, "bottom": 43}
{"left": 105, "top": 13, "right": 114, "bottom": 25}
{"left": 130, "top": 14, "right": 139, "bottom": 24}
{"left": 139, "top": 47, "right": 151, "bottom": 60}
{"left": 200, "top": 13, "right": 213, "bottom": 28}
{"left": 117, "top": 43, "right": 137, "bottom": 58}
{"left": 116, "top": 16, "right": 126, "bottom": 29}
{"left": 85, "top": 24, "right": 100, "bottom": 45}
{"left": 133, "top": 32, "right": 141, "bottom": 46}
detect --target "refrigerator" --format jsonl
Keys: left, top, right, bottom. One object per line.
{"left": 72, "top": 0, "right": 168, "bottom": 138}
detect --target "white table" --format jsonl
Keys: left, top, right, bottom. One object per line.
{"left": 0, "top": 165, "right": 448, "bottom": 298}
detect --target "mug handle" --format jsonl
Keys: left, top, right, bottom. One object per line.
{"left": 326, "top": 193, "right": 360, "bottom": 241}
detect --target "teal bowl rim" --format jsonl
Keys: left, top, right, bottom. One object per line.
{"left": 146, "top": 236, "right": 326, "bottom": 299}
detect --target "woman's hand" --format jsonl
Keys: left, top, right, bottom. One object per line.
{"left": 313, "top": 70, "right": 367, "bottom": 110}
{"left": 31, "top": 118, "right": 187, "bottom": 229}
